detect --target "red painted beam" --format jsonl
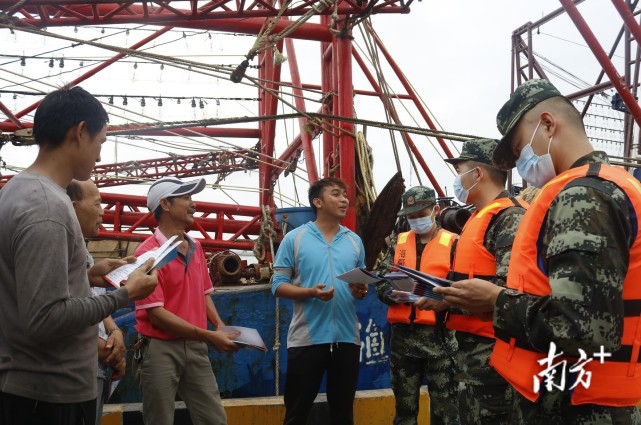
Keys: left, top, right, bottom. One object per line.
{"left": 101, "top": 210, "right": 261, "bottom": 234}
{"left": 285, "top": 37, "right": 319, "bottom": 183}
{"left": 0, "top": 101, "right": 24, "bottom": 128}
{"left": 100, "top": 192, "right": 262, "bottom": 216}
{"left": 365, "top": 22, "right": 455, "bottom": 159}
{"left": 337, "top": 29, "right": 357, "bottom": 230}
{"left": 257, "top": 43, "right": 282, "bottom": 208}
{"left": 0, "top": 121, "right": 260, "bottom": 139}
{"left": 352, "top": 48, "right": 445, "bottom": 197}
{"left": 4, "top": 2, "right": 409, "bottom": 28}
{"left": 96, "top": 231, "right": 256, "bottom": 251}
{"left": 561, "top": 0, "right": 641, "bottom": 129}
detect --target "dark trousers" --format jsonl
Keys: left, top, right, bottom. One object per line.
{"left": 283, "top": 343, "right": 360, "bottom": 425}
{"left": 0, "top": 391, "right": 96, "bottom": 425}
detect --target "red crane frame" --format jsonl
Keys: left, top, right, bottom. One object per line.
{"left": 0, "top": 0, "right": 455, "bottom": 254}
{"left": 512, "top": 0, "right": 641, "bottom": 161}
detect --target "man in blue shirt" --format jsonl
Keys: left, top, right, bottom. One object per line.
{"left": 272, "top": 177, "right": 367, "bottom": 425}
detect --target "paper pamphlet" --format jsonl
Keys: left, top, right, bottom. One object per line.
{"left": 385, "top": 272, "right": 415, "bottom": 292}
{"left": 218, "top": 326, "right": 268, "bottom": 352}
{"left": 393, "top": 264, "right": 453, "bottom": 301}
{"left": 104, "top": 235, "right": 181, "bottom": 288}
{"left": 336, "top": 268, "right": 383, "bottom": 285}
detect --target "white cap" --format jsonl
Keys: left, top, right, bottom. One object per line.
{"left": 147, "top": 177, "right": 206, "bottom": 212}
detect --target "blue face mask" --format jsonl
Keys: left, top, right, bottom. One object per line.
{"left": 515, "top": 120, "right": 556, "bottom": 188}
{"left": 407, "top": 214, "right": 434, "bottom": 235}
{"left": 453, "top": 168, "right": 478, "bottom": 204}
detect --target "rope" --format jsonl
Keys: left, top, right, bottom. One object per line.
{"left": 273, "top": 274, "right": 281, "bottom": 396}
{"left": 260, "top": 204, "right": 281, "bottom": 396}
{"left": 358, "top": 20, "right": 423, "bottom": 182}
{"left": 253, "top": 205, "right": 277, "bottom": 262}
{"left": 245, "top": 0, "right": 292, "bottom": 61}
{"left": 104, "top": 112, "right": 483, "bottom": 141}
{"left": 355, "top": 131, "right": 377, "bottom": 211}
{"left": 1, "top": 0, "right": 29, "bottom": 17}
{"left": 363, "top": 24, "right": 403, "bottom": 169}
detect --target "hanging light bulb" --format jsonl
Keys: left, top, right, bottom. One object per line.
{"left": 74, "top": 26, "right": 78, "bottom": 33}
{"left": 59, "top": 58, "right": 64, "bottom": 68}
{"left": 123, "top": 96, "right": 128, "bottom": 106}
{"left": 157, "top": 97, "right": 163, "bottom": 107}
{"left": 199, "top": 99, "right": 205, "bottom": 109}
{"left": 191, "top": 98, "right": 196, "bottom": 108}
{"left": 20, "top": 56, "right": 25, "bottom": 66}
{"left": 101, "top": 28, "right": 105, "bottom": 34}
{"left": 79, "top": 60, "right": 84, "bottom": 67}
{"left": 141, "top": 97, "right": 146, "bottom": 107}
{"left": 160, "top": 64, "right": 164, "bottom": 71}
{"left": 49, "top": 58, "right": 54, "bottom": 68}
{"left": 133, "top": 62, "right": 138, "bottom": 70}
{"left": 177, "top": 98, "right": 181, "bottom": 105}
{"left": 109, "top": 96, "right": 114, "bottom": 105}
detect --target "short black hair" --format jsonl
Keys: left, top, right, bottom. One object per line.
{"left": 308, "top": 177, "right": 347, "bottom": 215}
{"left": 66, "top": 180, "right": 84, "bottom": 201}
{"left": 33, "top": 86, "right": 109, "bottom": 149}
{"left": 153, "top": 196, "right": 176, "bottom": 221}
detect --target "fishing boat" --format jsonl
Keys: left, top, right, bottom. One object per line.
{"left": 0, "top": 1, "right": 639, "bottom": 423}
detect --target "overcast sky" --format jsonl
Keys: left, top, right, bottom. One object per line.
{"left": 0, "top": 0, "right": 627, "bottom": 206}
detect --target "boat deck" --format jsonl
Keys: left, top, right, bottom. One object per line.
{"left": 102, "top": 388, "right": 430, "bottom": 425}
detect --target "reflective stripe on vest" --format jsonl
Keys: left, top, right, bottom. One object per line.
{"left": 447, "top": 197, "right": 526, "bottom": 338}
{"left": 490, "top": 163, "right": 641, "bottom": 407}
{"left": 388, "top": 228, "right": 456, "bottom": 325}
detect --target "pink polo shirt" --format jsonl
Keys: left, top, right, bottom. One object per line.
{"left": 134, "top": 229, "right": 214, "bottom": 340}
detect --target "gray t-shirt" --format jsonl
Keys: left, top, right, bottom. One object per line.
{"left": 0, "top": 172, "right": 130, "bottom": 403}
{"left": 89, "top": 253, "right": 109, "bottom": 381}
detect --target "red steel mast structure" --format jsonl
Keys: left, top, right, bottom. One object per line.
{"left": 0, "top": 0, "right": 454, "bottom": 254}
{"left": 511, "top": 0, "right": 641, "bottom": 163}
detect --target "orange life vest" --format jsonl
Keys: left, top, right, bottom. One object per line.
{"left": 388, "top": 228, "right": 456, "bottom": 325}
{"left": 490, "top": 163, "right": 641, "bottom": 407}
{"left": 446, "top": 197, "right": 526, "bottom": 338}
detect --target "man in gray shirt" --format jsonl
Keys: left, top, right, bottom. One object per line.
{"left": 0, "top": 87, "right": 158, "bottom": 425}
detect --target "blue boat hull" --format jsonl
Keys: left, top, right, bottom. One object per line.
{"left": 111, "top": 284, "right": 391, "bottom": 402}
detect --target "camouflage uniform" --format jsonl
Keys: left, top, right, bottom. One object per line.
{"left": 376, "top": 186, "right": 460, "bottom": 425}
{"left": 492, "top": 79, "right": 641, "bottom": 424}
{"left": 445, "top": 139, "right": 526, "bottom": 425}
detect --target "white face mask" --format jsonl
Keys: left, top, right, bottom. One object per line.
{"left": 407, "top": 214, "right": 434, "bottom": 235}
{"left": 515, "top": 120, "right": 556, "bottom": 188}
{"left": 453, "top": 167, "right": 478, "bottom": 204}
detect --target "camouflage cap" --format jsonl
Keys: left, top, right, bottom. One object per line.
{"left": 493, "top": 79, "right": 563, "bottom": 170}
{"left": 444, "top": 138, "right": 499, "bottom": 166}
{"left": 397, "top": 186, "right": 436, "bottom": 216}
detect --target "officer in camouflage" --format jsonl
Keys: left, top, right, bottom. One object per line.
{"left": 435, "top": 79, "right": 641, "bottom": 423}
{"left": 376, "top": 186, "right": 459, "bottom": 425}
{"left": 437, "top": 138, "right": 526, "bottom": 425}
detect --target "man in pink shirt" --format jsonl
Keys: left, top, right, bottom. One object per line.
{"left": 134, "top": 177, "right": 239, "bottom": 425}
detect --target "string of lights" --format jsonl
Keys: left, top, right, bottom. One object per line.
{"left": 0, "top": 54, "right": 261, "bottom": 69}
{"left": 0, "top": 89, "right": 260, "bottom": 105}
